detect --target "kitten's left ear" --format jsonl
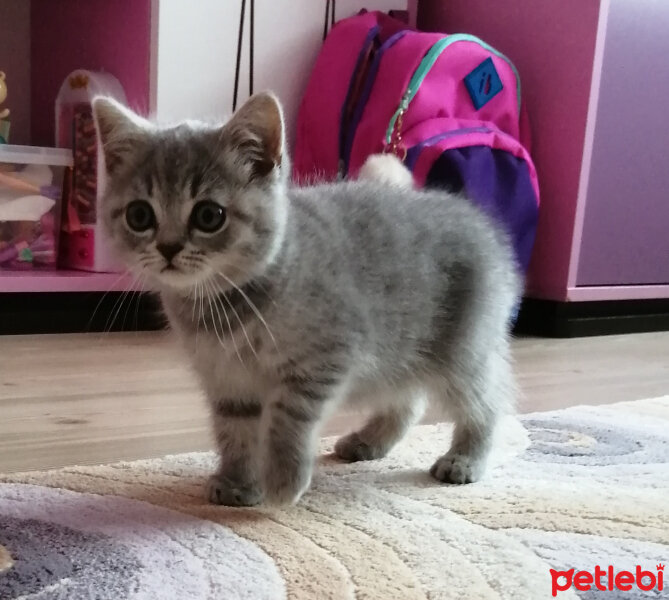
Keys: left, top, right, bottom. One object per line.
{"left": 222, "top": 92, "right": 285, "bottom": 182}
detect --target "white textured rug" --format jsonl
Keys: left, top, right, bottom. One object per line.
{"left": 1, "top": 398, "right": 668, "bottom": 599}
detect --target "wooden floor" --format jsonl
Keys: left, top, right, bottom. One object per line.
{"left": 2, "top": 330, "right": 669, "bottom": 473}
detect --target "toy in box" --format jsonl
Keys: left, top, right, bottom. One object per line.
{"left": 0, "top": 145, "right": 72, "bottom": 270}
{"left": 56, "top": 69, "right": 127, "bottom": 272}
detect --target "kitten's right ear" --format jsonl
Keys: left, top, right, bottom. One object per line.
{"left": 92, "top": 97, "right": 150, "bottom": 175}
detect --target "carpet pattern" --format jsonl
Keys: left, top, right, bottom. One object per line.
{"left": 1, "top": 398, "right": 668, "bottom": 599}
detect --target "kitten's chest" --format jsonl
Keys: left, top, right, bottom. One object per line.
{"left": 192, "top": 332, "right": 272, "bottom": 396}
{"left": 161, "top": 286, "right": 275, "bottom": 350}
{"left": 162, "top": 292, "right": 276, "bottom": 395}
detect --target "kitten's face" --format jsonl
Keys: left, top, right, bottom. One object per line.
{"left": 92, "top": 93, "right": 287, "bottom": 292}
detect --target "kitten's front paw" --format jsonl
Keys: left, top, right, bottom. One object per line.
{"left": 334, "top": 432, "right": 385, "bottom": 461}
{"left": 430, "top": 453, "right": 486, "bottom": 484}
{"left": 263, "top": 466, "right": 312, "bottom": 506}
{"left": 206, "top": 474, "right": 263, "bottom": 507}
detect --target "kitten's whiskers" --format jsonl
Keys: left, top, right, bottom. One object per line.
{"left": 104, "top": 268, "right": 144, "bottom": 333}
{"left": 214, "top": 270, "right": 277, "bottom": 350}
{"left": 87, "top": 267, "right": 132, "bottom": 333}
{"left": 216, "top": 259, "right": 276, "bottom": 305}
{"left": 209, "top": 276, "right": 258, "bottom": 359}
{"left": 190, "top": 282, "right": 198, "bottom": 323}
{"left": 200, "top": 281, "right": 209, "bottom": 333}
{"left": 206, "top": 279, "right": 245, "bottom": 367}
{"left": 203, "top": 279, "right": 232, "bottom": 361}
{"left": 132, "top": 275, "right": 148, "bottom": 333}
{"left": 193, "top": 282, "right": 201, "bottom": 345}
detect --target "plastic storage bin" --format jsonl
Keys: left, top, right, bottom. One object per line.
{"left": 0, "top": 145, "right": 72, "bottom": 270}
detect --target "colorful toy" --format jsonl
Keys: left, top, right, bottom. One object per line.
{"left": 0, "top": 170, "right": 60, "bottom": 200}
{"left": 71, "top": 105, "right": 98, "bottom": 220}
{"left": 55, "top": 69, "right": 126, "bottom": 272}
{"left": 0, "top": 146, "right": 72, "bottom": 269}
{"left": 0, "top": 71, "right": 10, "bottom": 144}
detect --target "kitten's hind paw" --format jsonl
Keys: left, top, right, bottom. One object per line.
{"left": 430, "top": 453, "right": 486, "bottom": 484}
{"left": 206, "top": 474, "right": 263, "bottom": 507}
{"left": 334, "top": 432, "right": 386, "bottom": 462}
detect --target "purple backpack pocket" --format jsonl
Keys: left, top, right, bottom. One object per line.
{"left": 405, "top": 123, "right": 539, "bottom": 271}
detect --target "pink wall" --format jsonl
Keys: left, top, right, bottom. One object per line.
{"left": 0, "top": 0, "right": 31, "bottom": 144}
{"left": 30, "top": 0, "right": 152, "bottom": 146}
{"left": 417, "top": 0, "right": 602, "bottom": 300}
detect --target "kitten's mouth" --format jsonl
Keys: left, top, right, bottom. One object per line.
{"left": 161, "top": 264, "right": 179, "bottom": 272}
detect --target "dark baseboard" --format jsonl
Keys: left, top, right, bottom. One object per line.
{"left": 3, "top": 293, "right": 669, "bottom": 337}
{"left": 514, "top": 297, "right": 669, "bottom": 338}
{"left": 0, "top": 292, "right": 165, "bottom": 335}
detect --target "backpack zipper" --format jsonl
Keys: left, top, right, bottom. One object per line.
{"left": 339, "top": 29, "right": 410, "bottom": 176}
{"left": 385, "top": 34, "right": 522, "bottom": 147}
{"left": 337, "top": 25, "right": 381, "bottom": 177}
{"left": 404, "top": 125, "right": 513, "bottom": 170}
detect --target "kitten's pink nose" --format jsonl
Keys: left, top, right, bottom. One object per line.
{"left": 157, "top": 243, "right": 183, "bottom": 262}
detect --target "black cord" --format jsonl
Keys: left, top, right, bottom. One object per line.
{"left": 323, "top": 0, "right": 336, "bottom": 41}
{"left": 233, "top": 0, "right": 246, "bottom": 111}
{"left": 249, "top": 0, "right": 255, "bottom": 98}
{"left": 323, "top": 0, "right": 330, "bottom": 40}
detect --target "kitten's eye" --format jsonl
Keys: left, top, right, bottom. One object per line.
{"left": 126, "top": 201, "right": 155, "bottom": 232}
{"left": 190, "top": 201, "right": 226, "bottom": 233}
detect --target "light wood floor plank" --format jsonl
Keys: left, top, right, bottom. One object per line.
{"left": 1, "top": 331, "right": 668, "bottom": 473}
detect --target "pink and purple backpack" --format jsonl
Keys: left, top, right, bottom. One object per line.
{"left": 294, "top": 11, "right": 540, "bottom": 272}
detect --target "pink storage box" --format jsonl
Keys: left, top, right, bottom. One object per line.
{"left": 0, "top": 145, "right": 72, "bottom": 271}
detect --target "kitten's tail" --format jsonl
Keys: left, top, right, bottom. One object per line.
{"left": 358, "top": 154, "right": 414, "bottom": 188}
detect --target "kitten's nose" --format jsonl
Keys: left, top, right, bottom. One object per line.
{"left": 157, "top": 243, "right": 183, "bottom": 262}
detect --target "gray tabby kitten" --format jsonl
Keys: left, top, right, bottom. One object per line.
{"left": 92, "top": 92, "right": 520, "bottom": 507}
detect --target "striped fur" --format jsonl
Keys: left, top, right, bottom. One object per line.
{"left": 94, "top": 93, "right": 520, "bottom": 507}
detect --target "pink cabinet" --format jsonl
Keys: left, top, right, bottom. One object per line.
{"left": 418, "top": 0, "right": 669, "bottom": 304}
{"left": 1, "top": 0, "right": 406, "bottom": 299}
